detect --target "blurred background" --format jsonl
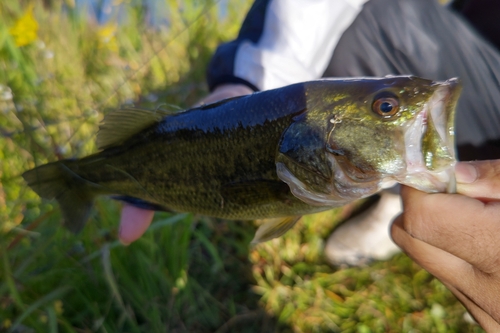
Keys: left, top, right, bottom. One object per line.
{"left": 0, "top": 1, "right": 485, "bottom": 332}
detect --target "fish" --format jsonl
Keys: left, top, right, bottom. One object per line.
{"left": 22, "top": 76, "right": 461, "bottom": 242}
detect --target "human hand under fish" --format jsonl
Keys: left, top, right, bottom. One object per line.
{"left": 391, "top": 160, "right": 500, "bottom": 330}
{"left": 119, "top": 83, "right": 254, "bottom": 244}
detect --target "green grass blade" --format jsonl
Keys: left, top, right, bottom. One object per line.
{"left": 1, "top": 244, "right": 24, "bottom": 311}
{"left": 9, "top": 286, "right": 71, "bottom": 332}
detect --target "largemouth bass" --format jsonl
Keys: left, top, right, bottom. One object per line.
{"left": 23, "top": 76, "right": 461, "bottom": 242}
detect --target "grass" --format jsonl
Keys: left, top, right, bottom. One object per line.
{"left": 0, "top": 1, "right": 486, "bottom": 332}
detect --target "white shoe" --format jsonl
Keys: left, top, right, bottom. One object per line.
{"left": 324, "top": 190, "right": 402, "bottom": 266}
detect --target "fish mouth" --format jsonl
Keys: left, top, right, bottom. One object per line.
{"left": 400, "top": 78, "right": 461, "bottom": 193}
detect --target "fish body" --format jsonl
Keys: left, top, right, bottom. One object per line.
{"left": 23, "top": 76, "right": 461, "bottom": 241}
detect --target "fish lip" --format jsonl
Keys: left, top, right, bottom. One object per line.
{"left": 401, "top": 78, "right": 461, "bottom": 193}
{"left": 430, "top": 78, "right": 461, "bottom": 152}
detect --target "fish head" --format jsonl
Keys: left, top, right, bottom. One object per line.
{"left": 276, "top": 76, "right": 461, "bottom": 206}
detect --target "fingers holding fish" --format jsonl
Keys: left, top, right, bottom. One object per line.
{"left": 391, "top": 186, "right": 500, "bottom": 329}
{"left": 391, "top": 215, "right": 470, "bottom": 283}
{"left": 392, "top": 160, "right": 500, "bottom": 328}
{"left": 456, "top": 160, "right": 500, "bottom": 200}
{"left": 397, "top": 160, "right": 500, "bottom": 272}
{"left": 395, "top": 184, "right": 500, "bottom": 274}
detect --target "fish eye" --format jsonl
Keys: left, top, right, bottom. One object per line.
{"left": 372, "top": 94, "right": 399, "bottom": 118}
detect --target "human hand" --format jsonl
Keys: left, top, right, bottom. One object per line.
{"left": 118, "top": 83, "right": 254, "bottom": 244}
{"left": 391, "top": 160, "right": 500, "bottom": 331}
{"left": 194, "top": 83, "right": 254, "bottom": 106}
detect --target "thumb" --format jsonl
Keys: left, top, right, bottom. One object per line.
{"left": 456, "top": 160, "right": 500, "bottom": 200}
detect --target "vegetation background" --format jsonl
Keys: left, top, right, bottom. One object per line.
{"left": 0, "top": 1, "right": 485, "bottom": 332}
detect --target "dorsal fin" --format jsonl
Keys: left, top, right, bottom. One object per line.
{"left": 96, "top": 108, "right": 176, "bottom": 150}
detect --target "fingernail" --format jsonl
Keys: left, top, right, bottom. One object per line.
{"left": 119, "top": 239, "right": 131, "bottom": 246}
{"left": 455, "top": 162, "right": 477, "bottom": 184}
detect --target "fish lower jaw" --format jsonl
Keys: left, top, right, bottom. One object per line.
{"left": 275, "top": 160, "right": 383, "bottom": 207}
{"left": 394, "top": 164, "right": 456, "bottom": 193}
{"left": 398, "top": 145, "right": 456, "bottom": 193}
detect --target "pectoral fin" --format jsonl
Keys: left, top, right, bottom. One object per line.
{"left": 251, "top": 216, "right": 301, "bottom": 244}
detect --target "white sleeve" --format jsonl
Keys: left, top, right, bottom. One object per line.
{"left": 234, "top": 0, "right": 370, "bottom": 90}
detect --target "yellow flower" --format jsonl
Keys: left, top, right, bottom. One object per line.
{"left": 9, "top": 4, "right": 39, "bottom": 47}
{"left": 97, "top": 23, "right": 118, "bottom": 52}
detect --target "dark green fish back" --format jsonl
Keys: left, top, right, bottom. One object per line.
{"left": 24, "top": 82, "right": 332, "bottom": 230}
